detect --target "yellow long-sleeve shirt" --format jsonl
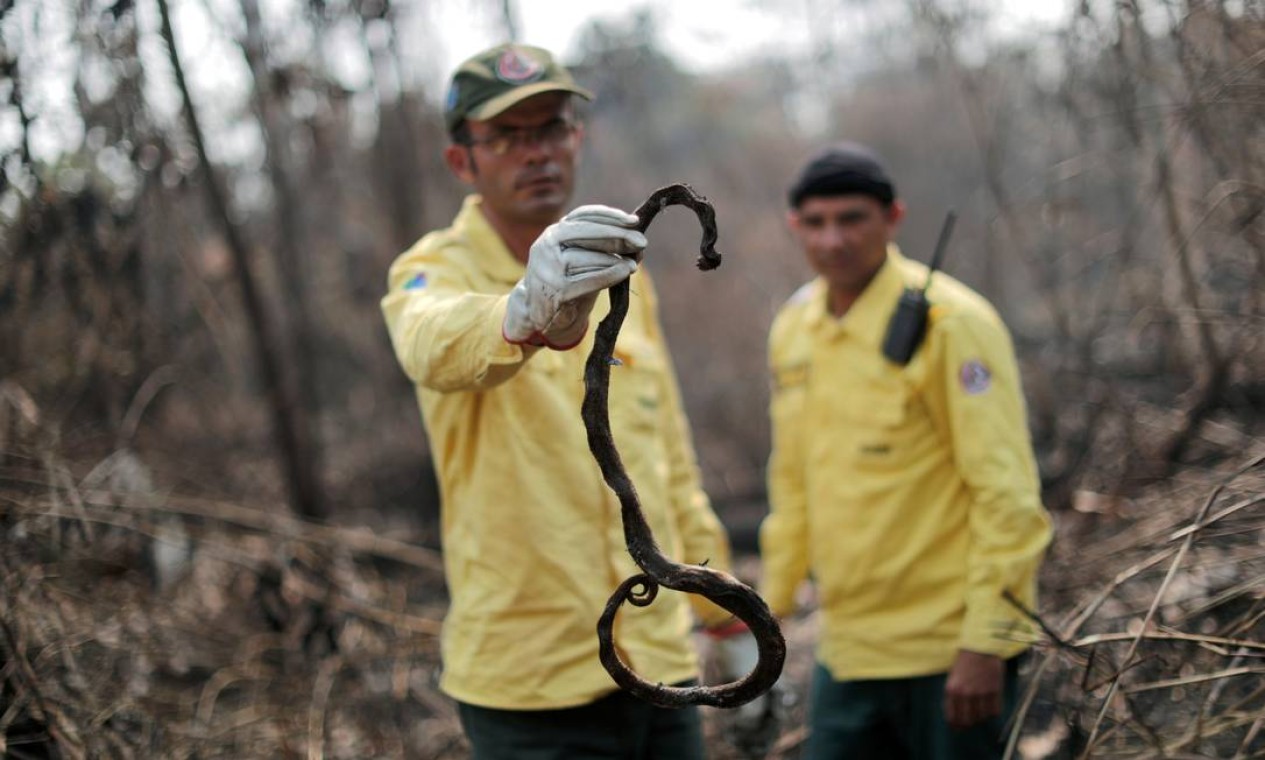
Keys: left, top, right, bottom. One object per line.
{"left": 381, "top": 195, "right": 732, "bottom": 710}
{"left": 759, "top": 245, "right": 1051, "bottom": 680}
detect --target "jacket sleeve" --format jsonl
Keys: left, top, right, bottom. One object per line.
{"left": 640, "top": 276, "right": 735, "bottom": 628}
{"left": 757, "top": 313, "right": 811, "bottom": 619}
{"left": 381, "top": 242, "right": 533, "bottom": 393}
{"left": 922, "top": 308, "right": 1052, "bottom": 656}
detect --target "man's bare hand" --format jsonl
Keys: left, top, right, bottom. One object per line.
{"left": 944, "top": 650, "right": 1003, "bottom": 730}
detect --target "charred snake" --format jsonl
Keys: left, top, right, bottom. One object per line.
{"left": 582, "top": 184, "right": 786, "bottom": 709}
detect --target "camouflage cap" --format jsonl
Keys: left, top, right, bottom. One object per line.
{"left": 444, "top": 43, "right": 593, "bottom": 133}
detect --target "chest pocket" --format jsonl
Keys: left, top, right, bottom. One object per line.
{"left": 771, "top": 360, "right": 809, "bottom": 426}
{"left": 608, "top": 333, "right": 666, "bottom": 436}
{"left": 840, "top": 383, "right": 907, "bottom": 427}
{"left": 833, "top": 377, "right": 920, "bottom": 473}
{"left": 773, "top": 361, "right": 810, "bottom": 393}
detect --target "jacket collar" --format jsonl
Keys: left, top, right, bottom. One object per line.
{"left": 454, "top": 195, "right": 528, "bottom": 285}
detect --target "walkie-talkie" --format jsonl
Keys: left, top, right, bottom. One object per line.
{"left": 881, "top": 210, "right": 957, "bottom": 365}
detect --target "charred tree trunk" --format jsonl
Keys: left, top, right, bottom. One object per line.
{"left": 239, "top": 0, "right": 328, "bottom": 499}
{"left": 155, "top": 0, "right": 327, "bottom": 519}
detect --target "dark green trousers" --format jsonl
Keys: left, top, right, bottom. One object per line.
{"left": 805, "top": 657, "right": 1022, "bottom": 760}
{"left": 457, "top": 682, "right": 705, "bottom": 760}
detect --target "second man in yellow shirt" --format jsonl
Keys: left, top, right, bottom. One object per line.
{"left": 759, "top": 143, "right": 1052, "bottom": 759}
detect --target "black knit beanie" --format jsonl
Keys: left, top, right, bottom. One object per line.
{"left": 787, "top": 142, "right": 896, "bottom": 208}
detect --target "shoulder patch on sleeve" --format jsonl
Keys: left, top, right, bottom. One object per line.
{"left": 959, "top": 359, "right": 992, "bottom": 395}
{"left": 403, "top": 272, "right": 428, "bottom": 290}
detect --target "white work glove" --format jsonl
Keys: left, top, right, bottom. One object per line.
{"left": 502, "top": 204, "right": 646, "bottom": 350}
{"left": 712, "top": 627, "right": 787, "bottom": 759}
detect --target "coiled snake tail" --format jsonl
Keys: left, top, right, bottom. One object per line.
{"left": 583, "top": 184, "right": 786, "bottom": 709}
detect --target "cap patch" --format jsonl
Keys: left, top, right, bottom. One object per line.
{"left": 404, "top": 272, "right": 428, "bottom": 291}
{"left": 444, "top": 83, "right": 460, "bottom": 113}
{"left": 496, "top": 47, "right": 544, "bottom": 84}
{"left": 959, "top": 359, "right": 992, "bottom": 395}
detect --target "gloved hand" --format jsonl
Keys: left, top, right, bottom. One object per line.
{"left": 710, "top": 625, "right": 786, "bottom": 759}
{"left": 503, "top": 204, "right": 646, "bottom": 350}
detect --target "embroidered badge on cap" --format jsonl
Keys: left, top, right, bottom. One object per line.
{"left": 959, "top": 359, "right": 992, "bottom": 395}
{"left": 404, "top": 272, "right": 427, "bottom": 290}
{"left": 496, "top": 47, "right": 544, "bottom": 84}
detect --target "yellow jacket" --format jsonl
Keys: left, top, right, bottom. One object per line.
{"left": 381, "top": 196, "right": 732, "bottom": 709}
{"left": 759, "top": 245, "right": 1051, "bottom": 680}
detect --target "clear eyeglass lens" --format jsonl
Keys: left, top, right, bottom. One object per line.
{"left": 482, "top": 120, "right": 574, "bottom": 155}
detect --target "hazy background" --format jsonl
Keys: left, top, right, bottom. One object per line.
{"left": 2, "top": 1, "right": 1263, "bottom": 757}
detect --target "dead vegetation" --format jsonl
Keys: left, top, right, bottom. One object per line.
{"left": 1010, "top": 455, "right": 1265, "bottom": 759}
{"left": 1, "top": 389, "right": 460, "bottom": 759}
{"left": 2, "top": 0, "right": 1263, "bottom": 757}
{"left": 5, "top": 378, "right": 1262, "bottom": 758}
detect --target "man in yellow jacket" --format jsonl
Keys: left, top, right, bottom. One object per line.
{"left": 759, "top": 143, "right": 1052, "bottom": 759}
{"left": 382, "top": 44, "right": 757, "bottom": 759}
